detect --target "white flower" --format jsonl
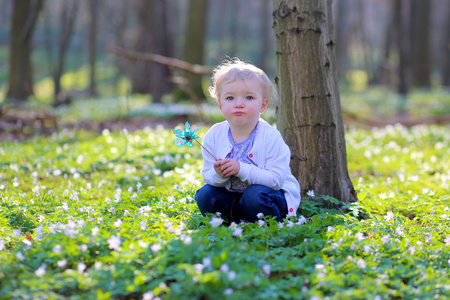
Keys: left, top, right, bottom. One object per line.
{"left": 296, "top": 215, "right": 307, "bottom": 225}
{"left": 57, "top": 259, "right": 67, "bottom": 268}
{"left": 107, "top": 235, "right": 121, "bottom": 250}
{"left": 35, "top": 264, "right": 46, "bottom": 277}
{"left": 22, "top": 239, "right": 32, "bottom": 246}
{"left": 52, "top": 245, "right": 63, "bottom": 253}
{"left": 183, "top": 236, "right": 192, "bottom": 246}
{"left": 262, "top": 264, "right": 271, "bottom": 276}
{"left": 16, "top": 252, "right": 25, "bottom": 261}
{"left": 395, "top": 227, "right": 404, "bottom": 236}
{"left": 278, "top": 222, "right": 284, "bottom": 229}
{"left": 408, "top": 246, "right": 415, "bottom": 255}
{"left": 95, "top": 261, "right": 102, "bottom": 270}
{"left": 287, "top": 221, "right": 294, "bottom": 228}
{"left": 92, "top": 227, "right": 99, "bottom": 236}
{"left": 232, "top": 227, "right": 243, "bottom": 237}
{"left": 384, "top": 211, "right": 394, "bottom": 221}
{"left": 258, "top": 220, "right": 265, "bottom": 227}
{"left": 220, "top": 264, "right": 229, "bottom": 273}
{"left": 378, "top": 193, "right": 388, "bottom": 199}
{"left": 77, "top": 262, "right": 86, "bottom": 273}
{"left": 256, "top": 212, "right": 264, "bottom": 219}
{"left": 114, "top": 219, "right": 123, "bottom": 228}
{"left": 38, "top": 215, "right": 45, "bottom": 222}
{"left": 138, "top": 241, "right": 149, "bottom": 248}
{"left": 124, "top": 210, "right": 130, "bottom": 216}
{"left": 444, "top": 236, "right": 450, "bottom": 245}
{"left": 228, "top": 270, "right": 237, "bottom": 281}
{"left": 356, "top": 258, "right": 366, "bottom": 269}
{"left": 0, "top": 239, "right": 5, "bottom": 251}
{"left": 80, "top": 244, "right": 88, "bottom": 252}
{"left": 224, "top": 288, "right": 233, "bottom": 295}
{"left": 142, "top": 292, "right": 154, "bottom": 300}
{"left": 381, "top": 235, "right": 390, "bottom": 244}
{"left": 355, "top": 232, "right": 365, "bottom": 241}
{"left": 151, "top": 243, "right": 161, "bottom": 253}
{"left": 210, "top": 217, "right": 223, "bottom": 228}
{"left": 202, "top": 257, "right": 212, "bottom": 268}
{"left": 314, "top": 264, "right": 325, "bottom": 270}
{"left": 307, "top": 190, "right": 315, "bottom": 197}
{"left": 140, "top": 222, "right": 147, "bottom": 230}
{"left": 327, "top": 226, "right": 334, "bottom": 232}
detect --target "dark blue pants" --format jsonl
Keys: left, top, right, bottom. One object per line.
{"left": 195, "top": 184, "right": 288, "bottom": 223}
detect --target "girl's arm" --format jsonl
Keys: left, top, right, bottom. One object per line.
{"left": 201, "top": 129, "right": 229, "bottom": 187}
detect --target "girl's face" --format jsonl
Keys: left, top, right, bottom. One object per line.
{"left": 218, "top": 78, "right": 268, "bottom": 129}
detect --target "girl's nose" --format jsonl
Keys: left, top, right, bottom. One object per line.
{"left": 235, "top": 98, "right": 244, "bottom": 107}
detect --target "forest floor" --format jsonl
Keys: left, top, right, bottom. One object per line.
{"left": 1, "top": 101, "right": 450, "bottom": 141}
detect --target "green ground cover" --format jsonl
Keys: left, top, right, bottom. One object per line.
{"left": 0, "top": 124, "right": 449, "bottom": 299}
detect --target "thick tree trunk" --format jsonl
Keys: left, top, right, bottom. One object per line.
{"left": 410, "top": 0, "right": 431, "bottom": 88}
{"left": 183, "top": 0, "right": 209, "bottom": 99}
{"left": 132, "top": 0, "right": 173, "bottom": 102}
{"left": 6, "top": 0, "right": 43, "bottom": 101}
{"left": 273, "top": 0, "right": 357, "bottom": 203}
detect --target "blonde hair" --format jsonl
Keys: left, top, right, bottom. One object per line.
{"left": 208, "top": 58, "right": 278, "bottom": 103}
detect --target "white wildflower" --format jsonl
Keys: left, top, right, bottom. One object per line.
{"left": 356, "top": 258, "right": 366, "bottom": 269}
{"left": 209, "top": 217, "right": 223, "bottom": 228}
{"left": 57, "top": 259, "right": 67, "bottom": 268}
{"left": 258, "top": 220, "right": 265, "bottom": 227}
{"left": 35, "top": 264, "right": 46, "bottom": 277}
{"left": 256, "top": 212, "right": 264, "bottom": 219}
{"left": 107, "top": 235, "right": 121, "bottom": 250}
{"left": 355, "top": 232, "right": 365, "bottom": 241}
{"left": 384, "top": 211, "right": 394, "bottom": 221}
{"left": 262, "top": 264, "right": 271, "bottom": 277}
{"left": 306, "top": 190, "right": 315, "bottom": 197}
{"left": 151, "top": 243, "right": 161, "bottom": 253}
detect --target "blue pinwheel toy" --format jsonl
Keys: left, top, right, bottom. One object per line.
{"left": 173, "top": 122, "right": 217, "bottom": 160}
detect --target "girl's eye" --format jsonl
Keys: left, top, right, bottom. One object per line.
{"left": 226, "top": 96, "right": 234, "bottom": 101}
{"left": 245, "top": 96, "right": 254, "bottom": 100}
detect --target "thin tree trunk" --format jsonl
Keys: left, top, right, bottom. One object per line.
{"left": 395, "top": 0, "right": 410, "bottom": 115}
{"left": 53, "top": 0, "right": 78, "bottom": 99}
{"left": 6, "top": 0, "right": 43, "bottom": 101}
{"left": 184, "top": 0, "right": 209, "bottom": 99}
{"left": 443, "top": 3, "right": 450, "bottom": 86}
{"left": 88, "top": 0, "right": 99, "bottom": 97}
{"left": 273, "top": 0, "right": 357, "bottom": 203}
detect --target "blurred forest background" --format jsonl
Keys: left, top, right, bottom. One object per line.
{"left": 0, "top": 0, "right": 449, "bottom": 138}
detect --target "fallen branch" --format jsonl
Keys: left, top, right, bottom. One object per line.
{"left": 105, "top": 45, "right": 212, "bottom": 75}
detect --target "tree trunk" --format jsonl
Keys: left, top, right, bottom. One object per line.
{"left": 132, "top": 0, "right": 173, "bottom": 102}
{"left": 183, "top": 0, "right": 209, "bottom": 99}
{"left": 87, "top": 0, "right": 99, "bottom": 97}
{"left": 334, "top": 0, "right": 349, "bottom": 79}
{"left": 53, "top": 0, "right": 78, "bottom": 99}
{"left": 6, "top": 0, "right": 43, "bottom": 101}
{"left": 410, "top": 0, "right": 431, "bottom": 88}
{"left": 443, "top": 3, "right": 450, "bottom": 87}
{"left": 273, "top": 0, "right": 357, "bottom": 203}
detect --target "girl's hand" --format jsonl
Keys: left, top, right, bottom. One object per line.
{"left": 215, "top": 158, "right": 240, "bottom": 178}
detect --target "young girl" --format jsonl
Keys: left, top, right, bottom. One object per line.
{"left": 195, "top": 59, "right": 301, "bottom": 223}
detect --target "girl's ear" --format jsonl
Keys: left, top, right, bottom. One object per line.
{"left": 260, "top": 98, "right": 268, "bottom": 113}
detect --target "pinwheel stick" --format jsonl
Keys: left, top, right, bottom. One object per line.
{"left": 195, "top": 139, "right": 219, "bottom": 161}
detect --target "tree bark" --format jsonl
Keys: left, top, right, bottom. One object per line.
{"left": 52, "top": 0, "right": 78, "bottom": 99}
{"left": 6, "top": 0, "right": 43, "bottom": 101}
{"left": 273, "top": 0, "right": 357, "bottom": 203}
{"left": 132, "top": 0, "right": 173, "bottom": 102}
{"left": 183, "top": 0, "right": 209, "bottom": 99}
{"left": 410, "top": 0, "right": 431, "bottom": 88}
{"left": 87, "top": 0, "right": 99, "bottom": 97}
